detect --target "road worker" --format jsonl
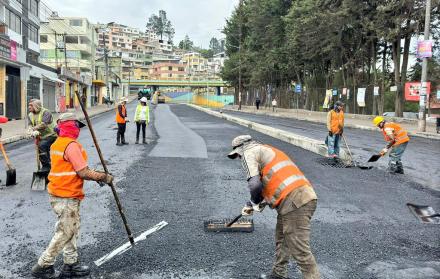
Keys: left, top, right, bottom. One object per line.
{"left": 31, "top": 113, "right": 113, "bottom": 279}
{"left": 28, "top": 99, "right": 57, "bottom": 173}
{"left": 116, "top": 97, "right": 129, "bottom": 146}
{"left": 134, "top": 97, "right": 150, "bottom": 144}
{"left": 228, "top": 135, "right": 320, "bottom": 279}
{"left": 373, "top": 116, "right": 409, "bottom": 174}
{"left": 326, "top": 101, "right": 344, "bottom": 160}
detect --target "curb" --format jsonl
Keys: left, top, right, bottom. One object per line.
{"left": 222, "top": 108, "right": 440, "bottom": 141}
{"left": 188, "top": 104, "right": 351, "bottom": 162}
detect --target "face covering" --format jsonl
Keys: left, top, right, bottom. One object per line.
{"left": 57, "top": 120, "right": 80, "bottom": 139}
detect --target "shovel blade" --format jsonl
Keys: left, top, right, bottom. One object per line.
{"left": 5, "top": 168, "right": 16, "bottom": 186}
{"left": 31, "top": 172, "right": 47, "bottom": 191}
{"left": 368, "top": 154, "right": 382, "bottom": 162}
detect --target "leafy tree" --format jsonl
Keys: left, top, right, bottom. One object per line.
{"left": 178, "top": 35, "right": 194, "bottom": 50}
{"left": 209, "top": 37, "right": 221, "bottom": 53}
{"left": 147, "top": 10, "right": 174, "bottom": 41}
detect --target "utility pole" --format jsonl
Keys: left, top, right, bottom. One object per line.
{"left": 63, "top": 33, "right": 68, "bottom": 71}
{"left": 102, "top": 30, "right": 111, "bottom": 101}
{"left": 418, "top": 0, "right": 431, "bottom": 132}
{"left": 238, "top": 0, "right": 243, "bottom": 111}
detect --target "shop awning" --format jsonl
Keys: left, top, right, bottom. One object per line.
{"left": 42, "top": 74, "right": 65, "bottom": 84}
{"left": 93, "top": 80, "right": 106, "bottom": 86}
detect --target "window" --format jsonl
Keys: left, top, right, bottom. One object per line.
{"left": 5, "top": 9, "right": 21, "bottom": 34}
{"left": 65, "top": 36, "right": 78, "bottom": 44}
{"left": 168, "top": 73, "right": 172, "bottom": 77}
{"left": 168, "top": 66, "right": 172, "bottom": 71}
{"left": 40, "top": 35, "right": 48, "bottom": 43}
{"left": 29, "top": 24, "right": 38, "bottom": 42}
{"left": 29, "top": 0, "right": 39, "bottom": 16}
{"left": 178, "top": 67, "right": 184, "bottom": 72}
{"left": 69, "top": 19, "right": 82, "bottom": 27}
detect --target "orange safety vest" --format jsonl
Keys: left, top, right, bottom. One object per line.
{"left": 261, "top": 146, "right": 312, "bottom": 207}
{"left": 116, "top": 105, "right": 127, "bottom": 124}
{"left": 48, "top": 137, "right": 88, "bottom": 200}
{"left": 382, "top": 122, "right": 410, "bottom": 146}
{"left": 330, "top": 110, "right": 344, "bottom": 134}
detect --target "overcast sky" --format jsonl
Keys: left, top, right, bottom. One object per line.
{"left": 42, "top": 0, "right": 238, "bottom": 47}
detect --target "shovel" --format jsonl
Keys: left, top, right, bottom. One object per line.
{"left": 368, "top": 154, "right": 383, "bottom": 163}
{"left": 341, "top": 135, "right": 372, "bottom": 170}
{"left": 0, "top": 142, "right": 16, "bottom": 186}
{"left": 31, "top": 138, "right": 47, "bottom": 191}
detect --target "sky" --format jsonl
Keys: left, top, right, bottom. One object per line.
{"left": 42, "top": 0, "right": 238, "bottom": 47}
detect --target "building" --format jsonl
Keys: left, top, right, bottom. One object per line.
{"left": 39, "top": 15, "right": 96, "bottom": 109}
{"left": 95, "top": 56, "right": 122, "bottom": 101}
{"left": 150, "top": 61, "right": 186, "bottom": 80}
{"left": 207, "top": 52, "right": 226, "bottom": 79}
{"left": 182, "top": 52, "right": 208, "bottom": 80}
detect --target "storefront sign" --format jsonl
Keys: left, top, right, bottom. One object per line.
{"left": 417, "top": 40, "right": 432, "bottom": 58}
{"left": 357, "top": 88, "right": 366, "bottom": 107}
{"left": 0, "top": 36, "right": 11, "bottom": 59}
{"left": 10, "top": 40, "right": 17, "bottom": 61}
{"left": 405, "top": 82, "right": 431, "bottom": 101}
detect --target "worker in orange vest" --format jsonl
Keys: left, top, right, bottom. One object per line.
{"left": 326, "top": 101, "right": 344, "bottom": 160}
{"left": 31, "top": 113, "right": 113, "bottom": 278}
{"left": 228, "top": 135, "right": 320, "bottom": 279}
{"left": 116, "top": 97, "right": 129, "bottom": 146}
{"left": 373, "top": 116, "right": 410, "bottom": 174}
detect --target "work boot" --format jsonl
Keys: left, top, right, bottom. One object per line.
{"left": 61, "top": 262, "right": 90, "bottom": 277}
{"left": 121, "top": 136, "right": 129, "bottom": 145}
{"left": 31, "top": 264, "right": 58, "bottom": 279}
{"left": 135, "top": 139, "right": 139, "bottom": 144}
{"left": 142, "top": 138, "right": 147, "bottom": 144}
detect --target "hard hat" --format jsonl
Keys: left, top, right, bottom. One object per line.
{"left": 228, "top": 135, "right": 252, "bottom": 159}
{"left": 140, "top": 97, "right": 148, "bottom": 103}
{"left": 373, "top": 116, "right": 385, "bottom": 126}
{"left": 335, "top": 101, "right": 344, "bottom": 107}
{"left": 58, "top": 112, "right": 86, "bottom": 128}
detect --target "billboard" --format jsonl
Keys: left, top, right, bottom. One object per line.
{"left": 405, "top": 82, "right": 431, "bottom": 101}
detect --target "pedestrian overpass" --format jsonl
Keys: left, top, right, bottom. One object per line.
{"left": 122, "top": 79, "right": 229, "bottom": 89}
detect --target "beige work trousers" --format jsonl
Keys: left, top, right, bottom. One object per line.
{"left": 38, "top": 196, "right": 81, "bottom": 267}
{"left": 272, "top": 200, "right": 320, "bottom": 279}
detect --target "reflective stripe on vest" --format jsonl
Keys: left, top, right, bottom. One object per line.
{"left": 382, "top": 122, "right": 409, "bottom": 146}
{"left": 29, "top": 108, "right": 55, "bottom": 139}
{"left": 261, "top": 146, "right": 312, "bottom": 207}
{"left": 48, "top": 137, "right": 87, "bottom": 200}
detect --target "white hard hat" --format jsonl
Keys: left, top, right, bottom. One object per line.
{"left": 140, "top": 97, "right": 148, "bottom": 103}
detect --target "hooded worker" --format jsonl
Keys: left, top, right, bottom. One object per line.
{"left": 116, "top": 97, "right": 129, "bottom": 146}
{"left": 31, "top": 113, "right": 113, "bottom": 279}
{"left": 373, "top": 116, "right": 409, "bottom": 174}
{"left": 28, "top": 99, "right": 57, "bottom": 173}
{"left": 134, "top": 97, "right": 150, "bottom": 144}
{"left": 326, "top": 101, "right": 344, "bottom": 160}
{"left": 228, "top": 135, "right": 320, "bottom": 279}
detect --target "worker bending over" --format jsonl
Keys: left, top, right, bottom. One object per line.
{"left": 228, "top": 135, "right": 320, "bottom": 279}
{"left": 373, "top": 116, "right": 409, "bottom": 174}
{"left": 31, "top": 113, "right": 113, "bottom": 279}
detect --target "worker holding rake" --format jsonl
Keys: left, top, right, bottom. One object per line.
{"left": 228, "top": 135, "right": 320, "bottom": 279}
{"left": 31, "top": 113, "right": 113, "bottom": 279}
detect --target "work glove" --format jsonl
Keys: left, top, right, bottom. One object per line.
{"left": 253, "top": 201, "right": 267, "bottom": 213}
{"left": 328, "top": 131, "right": 333, "bottom": 137}
{"left": 31, "top": 130, "right": 40, "bottom": 138}
{"left": 380, "top": 148, "right": 389, "bottom": 156}
{"left": 241, "top": 201, "right": 254, "bottom": 216}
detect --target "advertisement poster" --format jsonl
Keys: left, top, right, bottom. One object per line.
{"left": 10, "top": 40, "right": 17, "bottom": 61}
{"left": 332, "top": 88, "right": 338, "bottom": 96}
{"left": 357, "top": 88, "right": 366, "bottom": 107}
{"left": 374, "top": 86, "right": 380, "bottom": 96}
{"left": 417, "top": 40, "right": 433, "bottom": 58}
{"left": 342, "top": 88, "right": 347, "bottom": 95}
{"left": 405, "top": 82, "right": 431, "bottom": 101}
{"left": 323, "top": 89, "right": 332, "bottom": 109}
{"left": 347, "top": 89, "right": 350, "bottom": 99}
{"left": 437, "top": 90, "right": 440, "bottom": 100}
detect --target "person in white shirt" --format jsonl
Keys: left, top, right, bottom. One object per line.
{"left": 133, "top": 97, "right": 150, "bottom": 144}
{"left": 272, "top": 98, "right": 277, "bottom": 112}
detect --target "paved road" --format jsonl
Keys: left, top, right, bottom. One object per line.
{"left": 0, "top": 104, "right": 439, "bottom": 278}
{"left": 221, "top": 110, "right": 440, "bottom": 191}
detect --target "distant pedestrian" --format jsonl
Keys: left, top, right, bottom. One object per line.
{"left": 134, "top": 97, "right": 150, "bottom": 144}
{"left": 373, "top": 116, "right": 409, "bottom": 174}
{"left": 116, "top": 97, "right": 129, "bottom": 146}
{"left": 271, "top": 98, "right": 277, "bottom": 112}
{"left": 228, "top": 135, "right": 320, "bottom": 279}
{"left": 326, "top": 101, "right": 344, "bottom": 160}
{"left": 255, "top": 97, "right": 261, "bottom": 110}
{"left": 31, "top": 113, "right": 113, "bottom": 279}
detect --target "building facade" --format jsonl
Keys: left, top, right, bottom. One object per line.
{"left": 150, "top": 62, "right": 186, "bottom": 80}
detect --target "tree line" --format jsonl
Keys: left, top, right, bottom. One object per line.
{"left": 221, "top": 0, "right": 440, "bottom": 116}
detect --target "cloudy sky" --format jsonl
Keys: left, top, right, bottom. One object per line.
{"left": 42, "top": 0, "right": 238, "bottom": 47}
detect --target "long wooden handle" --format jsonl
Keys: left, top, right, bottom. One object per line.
{"left": 341, "top": 135, "right": 354, "bottom": 161}
{"left": 75, "top": 92, "right": 134, "bottom": 245}
{"left": 226, "top": 214, "right": 242, "bottom": 227}
{"left": 0, "top": 143, "right": 12, "bottom": 169}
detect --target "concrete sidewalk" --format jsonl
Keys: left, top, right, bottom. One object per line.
{"left": 0, "top": 95, "right": 138, "bottom": 144}
{"left": 224, "top": 105, "right": 440, "bottom": 140}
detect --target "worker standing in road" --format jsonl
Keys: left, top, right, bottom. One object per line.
{"left": 28, "top": 99, "right": 57, "bottom": 173}
{"left": 326, "top": 101, "right": 344, "bottom": 160}
{"left": 31, "top": 113, "right": 113, "bottom": 279}
{"left": 134, "top": 97, "right": 150, "bottom": 144}
{"left": 228, "top": 135, "right": 320, "bottom": 279}
{"left": 116, "top": 97, "right": 129, "bottom": 146}
{"left": 373, "top": 116, "right": 409, "bottom": 174}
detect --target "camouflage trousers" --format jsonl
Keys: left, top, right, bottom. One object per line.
{"left": 38, "top": 196, "right": 81, "bottom": 267}
{"left": 272, "top": 200, "right": 320, "bottom": 279}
